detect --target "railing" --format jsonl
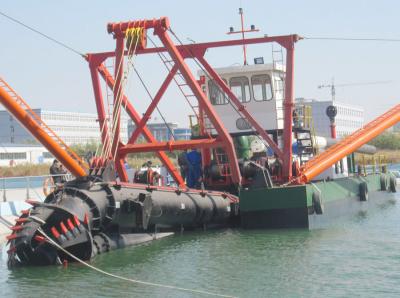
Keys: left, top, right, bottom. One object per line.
{"left": 0, "top": 173, "right": 72, "bottom": 202}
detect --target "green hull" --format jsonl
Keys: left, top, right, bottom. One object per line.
{"left": 239, "top": 174, "right": 397, "bottom": 229}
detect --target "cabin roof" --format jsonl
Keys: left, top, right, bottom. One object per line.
{"left": 198, "top": 63, "right": 285, "bottom": 77}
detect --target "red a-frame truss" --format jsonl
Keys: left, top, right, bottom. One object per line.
{"left": 86, "top": 17, "right": 301, "bottom": 186}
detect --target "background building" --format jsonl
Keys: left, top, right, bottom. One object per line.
{"left": 128, "top": 121, "right": 191, "bottom": 142}
{"left": 0, "top": 143, "right": 53, "bottom": 166}
{"left": 296, "top": 98, "right": 364, "bottom": 138}
{"left": 0, "top": 109, "right": 128, "bottom": 145}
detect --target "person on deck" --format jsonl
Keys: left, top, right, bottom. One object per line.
{"left": 50, "top": 160, "right": 62, "bottom": 184}
{"left": 186, "top": 149, "right": 202, "bottom": 188}
{"left": 178, "top": 150, "right": 189, "bottom": 182}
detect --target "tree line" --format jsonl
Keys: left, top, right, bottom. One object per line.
{"left": 369, "top": 132, "right": 400, "bottom": 150}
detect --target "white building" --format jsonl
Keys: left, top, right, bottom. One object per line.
{"left": 128, "top": 121, "right": 191, "bottom": 142}
{"left": 296, "top": 98, "right": 364, "bottom": 138}
{"left": 0, "top": 144, "right": 54, "bottom": 166}
{"left": 0, "top": 109, "right": 128, "bottom": 145}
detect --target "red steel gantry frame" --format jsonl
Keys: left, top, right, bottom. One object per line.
{"left": 86, "top": 17, "right": 300, "bottom": 185}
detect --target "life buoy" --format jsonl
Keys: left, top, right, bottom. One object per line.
{"left": 43, "top": 177, "right": 56, "bottom": 197}
{"left": 312, "top": 192, "right": 323, "bottom": 215}
{"left": 389, "top": 175, "right": 397, "bottom": 193}
{"left": 380, "top": 175, "right": 387, "bottom": 191}
{"left": 359, "top": 182, "right": 368, "bottom": 201}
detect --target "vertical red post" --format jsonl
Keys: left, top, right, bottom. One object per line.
{"left": 330, "top": 122, "right": 337, "bottom": 139}
{"left": 281, "top": 39, "right": 295, "bottom": 181}
{"left": 89, "top": 62, "right": 111, "bottom": 154}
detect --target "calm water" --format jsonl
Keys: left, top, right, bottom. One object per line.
{"left": 1, "top": 167, "right": 400, "bottom": 297}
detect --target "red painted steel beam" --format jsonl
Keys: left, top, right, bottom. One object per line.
{"left": 107, "top": 18, "right": 170, "bottom": 36}
{"left": 96, "top": 63, "right": 185, "bottom": 187}
{"left": 197, "top": 55, "right": 284, "bottom": 160}
{"left": 281, "top": 40, "right": 296, "bottom": 181}
{"left": 155, "top": 26, "right": 242, "bottom": 185}
{"left": 128, "top": 64, "right": 178, "bottom": 144}
{"left": 87, "top": 35, "right": 302, "bottom": 61}
{"left": 0, "top": 87, "right": 87, "bottom": 177}
{"left": 111, "top": 36, "right": 128, "bottom": 182}
{"left": 89, "top": 62, "right": 111, "bottom": 155}
{"left": 120, "top": 139, "right": 222, "bottom": 155}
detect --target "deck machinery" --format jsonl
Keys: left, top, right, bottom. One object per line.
{"left": 1, "top": 17, "right": 399, "bottom": 266}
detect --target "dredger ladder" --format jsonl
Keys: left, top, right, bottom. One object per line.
{"left": 0, "top": 77, "right": 88, "bottom": 177}
{"left": 298, "top": 104, "right": 400, "bottom": 183}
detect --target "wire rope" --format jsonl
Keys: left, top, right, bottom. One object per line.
{"left": 0, "top": 10, "right": 85, "bottom": 57}
{"left": 37, "top": 228, "right": 236, "bottom": 298}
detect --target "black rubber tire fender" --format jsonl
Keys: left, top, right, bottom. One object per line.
{"left": 380, "top": 175, "right": 387, "bottom": 191}
{"left": 312, "top": 192, "right": 323, "bottom": 215}
{"left": 359, "top": 182, "right": 368, "bottom": 201}
{"left": 389, "top": 175, "right": 397, "bottom": 193}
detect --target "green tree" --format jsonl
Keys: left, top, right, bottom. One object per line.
{"left": 369, "top": 132, "right": 400, "bottom": 150}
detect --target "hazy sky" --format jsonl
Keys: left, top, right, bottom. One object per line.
{"left": 0, "top": 0, "right": 399, "bottom": 127}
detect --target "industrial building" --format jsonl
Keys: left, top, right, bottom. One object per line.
{"left": 296, "top": 98, "right": 364, "bottom": 138}
{"left": 0, "top": 143, "right": 53, "bottom": 166}
{"left": 0, "top": 109, "right": 128, "bottom": 145}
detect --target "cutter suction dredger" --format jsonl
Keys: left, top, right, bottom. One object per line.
{"left": 7, "top": 177, "right": 237, "bottom": 267}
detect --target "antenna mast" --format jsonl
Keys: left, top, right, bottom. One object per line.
{"left": 227, "top": 7, "right": 259, "bottom": 65}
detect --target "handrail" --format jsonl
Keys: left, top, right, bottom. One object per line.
{"left": 0, "top": 173, "right": 72, "bottom": 202}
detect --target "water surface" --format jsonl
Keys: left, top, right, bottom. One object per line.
{"left": 1, "top": 169, "right": 400, "bottom": 297}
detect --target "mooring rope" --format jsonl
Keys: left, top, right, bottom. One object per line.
{"left": 37, "top": 228, "right": 237, "bottom": 298}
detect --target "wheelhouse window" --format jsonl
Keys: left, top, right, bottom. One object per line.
{"left": 251, "top": 74, "right": 273, "bottom": 101}
{"left": 208, "top": 79, "right": 228, "bottom": 105}
{"left": 229, "top": 76, "right": 250, "bottom": 103}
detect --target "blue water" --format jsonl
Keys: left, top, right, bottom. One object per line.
{"left": 0, "top": 176, "right": 46, "bottom": 189}
{"left": 0, "top": 165, "right": 399, "bottom": 297}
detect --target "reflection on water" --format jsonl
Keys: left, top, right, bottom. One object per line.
{"left": 1, "top": 186, "right": 400, "bottom": 297}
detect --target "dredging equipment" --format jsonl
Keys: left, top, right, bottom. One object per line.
{"left": 1, "top": 15, "right": 399, "bottom": 266}
{"left": 6, "top": 176, "right": 236, "bottom": 266}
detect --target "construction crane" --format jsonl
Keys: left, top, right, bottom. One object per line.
{"left": 318, "top": 78, "right": 392, "bottom": 102}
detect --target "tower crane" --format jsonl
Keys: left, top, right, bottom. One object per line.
{"left": 318, "top": 78, "right": 392, "bottom": 102}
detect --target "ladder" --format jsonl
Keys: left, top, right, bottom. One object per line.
{"left": 213, "top": 148, "right": 231, "bottom": 177}
{"left": 296, "top": 131, "right": 314, "bottom": 165}
{"left": 300, "top": 104, "right": 400, "bottom": 180}
{"left": 294, "top": 105, "right": 319, "bottom": 165}
{"left": 161, "top": 53, "right": 218, "bottom": 138}
{"left": 161, "top": 58, "right": 201, "bottom": 120}
{"left": 272, "top": 43, "right": 285, "bottom": 129}
{"left": 0, "top": 77, "right": 89, "bottom": 170}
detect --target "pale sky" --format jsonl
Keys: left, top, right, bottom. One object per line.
{"left": 0, "top": 0, "right": 399, "bottom": 127}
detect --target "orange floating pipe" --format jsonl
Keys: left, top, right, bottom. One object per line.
{"left": 0, "top": 86, "right": 87, "bottom": 177}
{"left": 299, "top": 104, "right": 400, "bottom": 183}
